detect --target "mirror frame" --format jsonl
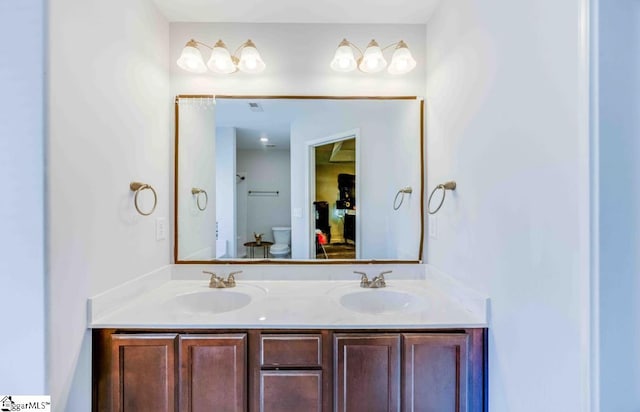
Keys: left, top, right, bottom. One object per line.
{"left": 174, "top": 95, "right": 425, "bottom": 264}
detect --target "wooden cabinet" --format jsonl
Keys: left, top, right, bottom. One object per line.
{"left": 335, "top": 332, "right": 486, "bottom": 412}
{"left": 260, "top": 334, "right": 323, "bottom": 368}
{"left": 259, "top": 370, "right": 323, "bottom": 412}
{"left": 334, "top": 334, "right": 401, "bottom": 412}
{"left": 402, "top": 333, "right": 469, "bottom": 412}
{"left": 106, "top": 334, "right": 178, "bottom": 412}
{"left": 94, "top": 332, "right": 246, "bottom": 412}
{"left": 94, "top": 329, "right": 486, "bottom": 412}
{"left": 251, "top": 332, "right": 330, "bottom": 412}
{"left": 179, "top": 334, "right": 246, "bottom": 412}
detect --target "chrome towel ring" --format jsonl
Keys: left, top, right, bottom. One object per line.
{"left": 393, "top": 187, "right": 413, "bottom": 210}
{"left": 427, "top": 181, "right": 457, "bottom": 214}
{"left": 130, "top": 182, "right": 157, "bottom": 216}
{"left": 191, "top": 188, "right": 208, "bottom": 211}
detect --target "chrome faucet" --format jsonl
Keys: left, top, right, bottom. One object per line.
{"left": 203, "top": 270, "right": 243, "bottom": 288}
{"left": 354, "top": 270, "right": 392, "bottom": 288}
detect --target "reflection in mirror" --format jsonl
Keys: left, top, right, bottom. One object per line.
{"left": 176, "top": 97, "right": 423, "bottom": 263}
{"left": 177, "top": 98, "right": 216, "bottom": 260}
{"left": 313, "top": 137, "right": 357, "bottom": 259}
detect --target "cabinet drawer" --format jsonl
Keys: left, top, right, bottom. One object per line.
{"left": 261, "top": 334, "right": 322, "bottom": 368}
{"left": 260, "top": 370, "right": 322, "bottom": 412}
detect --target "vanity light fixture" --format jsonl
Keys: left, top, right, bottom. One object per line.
{"left": 330, "top": 39, "right": 417, "bottom": 75}
{"left": 177, "top": 39, "right": 266, "bottom": 74}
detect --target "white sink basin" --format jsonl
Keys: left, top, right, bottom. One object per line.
{"left": 339, "top": 290, "right": 425, "bottom": 314}
{"left": 173, "top": 290, "right": 252, "bottom": 314}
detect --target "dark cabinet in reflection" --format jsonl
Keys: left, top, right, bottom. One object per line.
{"left": 344, "top": 213, "right": 355, "bottom": 243}
{"left": 313, "top": 201, "right": 331, "bottom": 244}
{"left": 337, "top": 173, "right": 355, "bottom": 210}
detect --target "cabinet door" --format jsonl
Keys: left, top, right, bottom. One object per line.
{"left": 402, "top": 334, "right": 469, "bottom": 412}
{"left": 110, "top": 333, "right": 178, "bottom": 412}
{"left": 260, "top": 370, "right": 322, "bottom": 412}
{"left": 334, "top": 334, "right": 401, "bottom": 412}
{"left": 179, "top": 334, "right": 247, "bottom": 412}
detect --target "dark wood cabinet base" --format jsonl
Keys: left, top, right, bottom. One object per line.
{"left": 93, "top": 328, "right": 487, "bottom": 412}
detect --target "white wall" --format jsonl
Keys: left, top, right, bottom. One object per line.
{"left": 48, "top": 0, "right": 170, "bottom": 409}
{"left": 177, "top": 101, "right": 216, "bottom": 259}
{"left": 425, "top": 1, "right": 591, "bottom": 410}
{"left": 291, "top": 100, "right": 421, "bottom": 259}
{"left": 237, "top": 149, "right": 291, "bottom": 244}
{"left": 0, "top": 0, "right": 46, "bottom": 395}
{"left": 215, "top": 127, "right": 237, "bottom": 257}
{"left": 597, "top": 0, "right": 640, "bottom": 409}
{"left": 170, "top": 23, "right": 426, "bottom": 97}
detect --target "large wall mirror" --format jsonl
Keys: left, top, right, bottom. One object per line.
{"left": 175, "top": 96, "right": 424, "bottom": 263}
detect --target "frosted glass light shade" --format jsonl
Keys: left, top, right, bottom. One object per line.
{"left": 359, "top": 40, "right": 387, "bottom": 73}
{"left": 207, "top": 40, "right": 236, "bottom": 74}
{"left": 238, "top": 40, "right": 265, "bottom": 73}
{"left": 176, "top": 40, "right": 207, "bottom": 73}
{"left": 388, "top": 41, "right": 416, "bottom": 75}
{"left": 330, "top": 39, "right": 357, "bottom": 72}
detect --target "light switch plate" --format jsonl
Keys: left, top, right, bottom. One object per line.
{"left": 293, "top": 208, "right": 303, "bottom": 218}
{"left": 428, "top": 214, "right": 438, "bottom": 239}
{"left": 156, "top": 217, "right": 167, "bottom": 240}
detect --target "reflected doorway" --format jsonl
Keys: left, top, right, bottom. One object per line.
{"left": 312, "top": 136, "right": 357, "bottom": 259}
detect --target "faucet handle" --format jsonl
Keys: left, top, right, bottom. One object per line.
{"left": 225, "top": 270, "right": 243, "bottom": 287}
{"left": 377, "top": 270, "right": 392, "bottom": 280}
{"left": 228, "top": 270, "right": 243, "bottom": 278}
{"left": 203, "top": 271, "right": 222, "bottom": 288}
{"left": 354, "top": 271, "right": 369, "bottom": 287}
{"left": 372, "top": 270, "right": 392, "bottom": 287}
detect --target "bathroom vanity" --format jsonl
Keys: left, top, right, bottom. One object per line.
{"left": 89, "top": 266, "right": 487, "bottom": 411}
{"left": 87, "top": 95, "right": 492, "bottom": 411}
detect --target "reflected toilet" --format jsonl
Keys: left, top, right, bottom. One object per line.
{"left": 270, "top": 227, "right": 291, "bottom": 258}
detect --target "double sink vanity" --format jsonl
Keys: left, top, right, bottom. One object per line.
{"left": 90, "top": 264, "right": 487, "bottom": 411}
{"left": 91, "top": 96, "right": 486, "bottom": 411}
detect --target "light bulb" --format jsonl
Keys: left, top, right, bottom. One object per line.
{"left": 176, "top": 40, "right": 207, "bottom": 73}
{"left": 207, "top": 40, "right": 236, "bottom": 74}
{"left": 330, "top": 39, "right": 357, "bottom": 72}
{"left": 388, "top": 41, "right": 416, "bottom": 75}
{"left": 359, "top": 39, "right": 387, "bottom": 73}
{"left": 238, "top": 40, "right": 265, "bottom": 74}
{"left": 245, "top": 57, "right": 257, "bottom": 70}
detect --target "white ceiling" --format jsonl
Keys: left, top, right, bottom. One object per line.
{"left": 216, "top": 98, "right": 304, "bottom": 150}
{"left": 216, "top": 99, "right": 367, "bottom": 152}
{"left": 153, "top": 0, "right": 441, "bottom": 24}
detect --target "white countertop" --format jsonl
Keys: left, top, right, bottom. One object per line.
{"left": 88, "top": 265, "right": 487, "bottom": 329}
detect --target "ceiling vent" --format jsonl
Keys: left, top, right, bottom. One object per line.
{"left": 248, "top": 102, "right": 264, "bottom": 112}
